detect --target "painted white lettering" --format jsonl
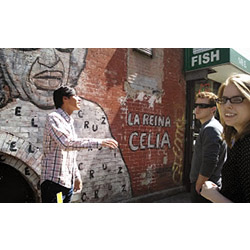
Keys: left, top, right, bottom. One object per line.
{"left": 191, "top": 50, "right": 220, "bottom": 67}
{"left": 128, "top": 113, "right": 140, "bottom": 126}
{"left": 128, "top": 113, "right": 133, "bottom": 126}
{"left": 161, "top": 132, "right": 171, "bottom": 148}
{"left": 154, "top": 116, "right": 158, "bottom": 126}
{"left": 129, "top": 132, "right": 139, "bottom": 151}
{"left": 142, "top": 114, "right": 149, "bottom": 125}
{"left": 134, "top": 114, "right": 140, "bottom": 125}
{"left": 238, "top": 57, "right": 247, "bottom": 68}
{"left": 210, "top": 50, "right": 220, "bottom": 62}
{"left": 129, "top": 132, "right": 171, "bottom": 151}
{"left": 156, "top": 133, "right": 160, "bottom": 148}
{"left": 165, "top": 116, "right": 171, "bottom": 127}
{"left": 148, "top": 133, "right": 155, "bottom": 149}
{"left": 158, "top": 116, "right": 165, "bottom": 127}
{"left": 198, "top": 54, "right": 202, "bottom": 65}
{"left": 202, "top": 53, "right": 210, "bottom": 64}
{"left": 149, "top": 115, "right": 154, "bottom": 126}
{"left": 131, "top": 113, "right": 171, "bottom": 127}
{"left": 140, "top": 133, "right": 147, "bottom": 149}
{"left": 191, "top": 56, "right": 198, "bottom": 67}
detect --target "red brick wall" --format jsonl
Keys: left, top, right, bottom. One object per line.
{"left": 76, "top": 48, "right": 186, "bottom": 197}
{"left": 0, "top": 48, "right": 186, "bottom": 202}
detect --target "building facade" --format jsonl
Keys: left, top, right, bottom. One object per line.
{"left": 0, "top": 48, "right": 186, "bottom": 202}
{"left": 183, "top": 48, "right": 250, "bottom": 187}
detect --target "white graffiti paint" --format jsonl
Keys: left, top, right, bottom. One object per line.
{"left": 127, "top": 112, "right": 171, "bottom": 151}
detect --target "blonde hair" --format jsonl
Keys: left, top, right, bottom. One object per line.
{"left": 217, "top": 74, "right": 250, "bottom": 147}
{"left": 196, "top": 91, "right": 218, "bottom": 105}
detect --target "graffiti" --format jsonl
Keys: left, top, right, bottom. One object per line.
{"left": 9, "top": 141, "right": 17, "bottom": 152}
{"left": 127, "top": 112, "right": 171, "bottom": 151}
{"left": 140, "top": 164, "right": 171, "bottom": 186}
{"left": 28, "top": 144, "right": 35, "bottom": 153}
{"left": 25, "top": 167, "right": 30, "bottom": 175}
{"left": 118, "top": 167, "right": 123, "bottom": 174}
{"left": 0, "top": 48, "right": 132, "bottom": 203}
{"left": 31, "top": 118, "right": 38, "bottom": 127}
{"left": 73, "top": 99, "right": 132, "bottom": 202}
{"left": 15, "top": 107, "right": 21, "bottom": 116}
{"left": 122, "top": 184, "right": 126, "bottom": 192}
{"left": 172, "top": 114, "right": 185, "bottom": 184}
{"left": 89, "top": 170, "right": 95, "bottom": 179}
{"left": 102, "top": 163, "right": 107, "bottom": 170}
{"left": 129, "top": 132, "right": 171, "bottom": 151}
{"left": 140, "top": 165, "right": 153, "bottom": 186}
{"left": 128, "top": 112, "right": 171, "bottom": 127}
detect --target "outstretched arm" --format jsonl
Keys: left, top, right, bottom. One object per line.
{"left": 47, "top": 115, "right": 118, "bottom": 151}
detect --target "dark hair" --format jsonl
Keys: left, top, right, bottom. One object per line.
{"left": 53, "top": 86, "right": 76, "bottom": 109}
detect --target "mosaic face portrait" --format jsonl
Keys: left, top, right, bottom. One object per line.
{"left": 0, "top": 48, "right": 87, "bottom": 109}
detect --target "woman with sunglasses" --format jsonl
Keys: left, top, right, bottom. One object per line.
{"left": 201, "top": 74, "right": 250, "bottom": 202}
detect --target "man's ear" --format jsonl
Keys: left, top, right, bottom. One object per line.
{"left": 62, "top": 96, "right": 69, "bottom": 104}
{"left": 212, "top": 106, "right": 217, "bottom": 114}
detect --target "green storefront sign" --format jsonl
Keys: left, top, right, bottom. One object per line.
{"left": 185, "top": 48, "right": 250, "bottom": 74}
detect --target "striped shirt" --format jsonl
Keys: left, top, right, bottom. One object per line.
{"left": 41, "top": 108, "right": 102, "bottom": 188}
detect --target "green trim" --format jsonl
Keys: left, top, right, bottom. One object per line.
{"left": 230, "top": 48, "right": 250, "bottom": 74}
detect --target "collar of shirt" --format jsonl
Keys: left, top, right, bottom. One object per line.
{"left": 57, "top": 108, "right": 74, "bottom": 124}
{"left": 202, "top": 116, "right": 215, "bottom": 129}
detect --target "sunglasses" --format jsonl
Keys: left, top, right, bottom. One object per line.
{"left": 194, "top": 103, "right": 216, "bottom": 109}
{"left": 216, "top": 96, "right": 245, "bottom": 104}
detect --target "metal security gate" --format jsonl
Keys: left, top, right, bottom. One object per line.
{"left": 0, "top": 163, "right": 36, "bottom": 203}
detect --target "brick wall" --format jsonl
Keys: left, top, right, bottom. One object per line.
{"left": 0, "top": 48, "right": 186, "bottom": 202}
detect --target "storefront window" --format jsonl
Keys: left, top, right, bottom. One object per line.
{"left": 194, "top": 79, "right": 220, "bottom": 96}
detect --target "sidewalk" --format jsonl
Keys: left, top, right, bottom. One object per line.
{"left": 121, "top": 186, "right": 191, "bottom": 203}
{"left": 153, "top": 191, "right": 191, "bottom": 203}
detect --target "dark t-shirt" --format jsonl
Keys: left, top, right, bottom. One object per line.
{"left": 220, "top": 134, "right": 250, "bottom": 203}
{"left": 190, "top": 117, "right": 227, "bottom": 185}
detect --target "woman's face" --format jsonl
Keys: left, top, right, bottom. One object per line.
{"left": 220, "top": 83, "right": 250, "bottom": 132}
{"left": 0, "top": 48, "right": 86, "bottom": 109}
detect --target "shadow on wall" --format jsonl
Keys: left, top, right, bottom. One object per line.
{"left": 105, "top": 49, "right": 127, "bottom": 91}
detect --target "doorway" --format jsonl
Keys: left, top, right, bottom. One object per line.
{"left": 0, "top": 163, "right": 36, "bottom": 203}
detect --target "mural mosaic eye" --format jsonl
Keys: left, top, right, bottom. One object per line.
{"left": 14, "top": 48, "right": 74, "bottom": 53}
{"left": 56, "top": 48, "right": 74, "bottom": 53}
{"left": 15, "top": 48, "right": 39, "bottom": 51}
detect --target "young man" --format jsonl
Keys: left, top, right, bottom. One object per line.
{"left": 40, "top": 86, "right": 118, "bottom": 203}
{"left": 189, "top": 91, "right": 227, "bottom": 203}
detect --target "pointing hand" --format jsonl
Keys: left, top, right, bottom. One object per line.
{"left": 101, "top": 138, "right": 118, "bottom": 149}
